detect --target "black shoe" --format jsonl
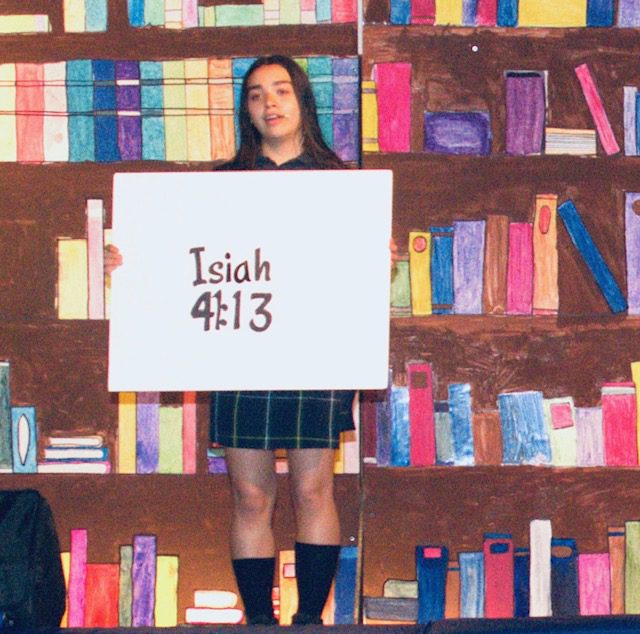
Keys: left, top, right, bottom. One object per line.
{"left": 248, "top": 615, "right": 278, "bottom": 625}
{"left": 292, "top": 612, "right": 323, "bottom": 625}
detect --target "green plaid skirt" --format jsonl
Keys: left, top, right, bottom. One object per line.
{"left": 209, "top": 390, "right": 356, "bottom": 449}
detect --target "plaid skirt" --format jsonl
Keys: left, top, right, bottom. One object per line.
{"left": 210, "top": 390, "right": 356, "bottom": 449}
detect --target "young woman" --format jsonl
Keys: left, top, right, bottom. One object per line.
{"left": 211, "top": 55, "right": 356, "bottom": 626}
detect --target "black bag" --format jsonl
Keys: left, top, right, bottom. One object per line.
{"left": 0, "top": 490, "right": 65, "bottom": 628}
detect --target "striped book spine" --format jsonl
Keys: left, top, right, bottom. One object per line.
{"left": 16, "top": 63, "right": 45, "bottom": 163}
{"left": 332, "top": 57, "right": 359, "bottom": 162}
{"left": 93, "top": 60, "right": 120, "bottom": 162}
{"left": 140, "top": 61, "right": 165, "bottom": 160}
{"left": 116, "top": 60, "right": 142, "bottom": 161}
{"left": 185, "top": 58, "right": 212, "bottom": 161}
{"left": 44, "top": 62, "right": 69, "bottom": 162}
{"left": 67, "top": 60, "right": 95, "bottom": 162}
{"left": 0, "top": 64, "right": 17, "bottom": 162}
{"left": 308, "top": 57, "right": 334, "bottom": 149}
{"left": 208, "top": 58, "right": 236, "bottom": 161}
{"left": 163, "top": 60, "right": 188, "bottom": 161}
{"left": 361, "top": 80, "right": 379, "bottom": 152}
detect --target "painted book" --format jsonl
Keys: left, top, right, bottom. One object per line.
{"left": 411, "top": 0, "right": 435, "bottom": 23}
{"left": 137, "top": 392, "right": 160, "bottom": 473}
{"left": 332, "top": 57, "right": 359, "bottom": 163}
{"left": 505, "top": 71, "right": 546, "bottom": 156}
{"left": 476, "top": 0, "right": 497, "bottom": 25}
{"left": 363, "top": 597, "right": 417, "bottom": 622}
{"left": 163, "top": 60, "right": 188, "bottom": 162}
{"left": 376, "top": 379, "right": 392, "bottom": 467}
{"left": 119, "top": 544, "right": 133, "bottom": 626}
{"left": 626, "top": 520, "right": 640, "bottom": 613}
{"left": 497, "top": 0, "right": 518, "bottom": 27}
{"left": 86, "top": 199, "right": 105, "bottom": 319}
{"left": 459, "top": 552, "right": 484, "bottom": 618}
{"left": 132, "top": 534, "right": 157, "bottom": 626}
{"left": 407, "top": 361, "right": 436, "bottom": 466}
{"left": 435, "top": 0, "right": 463, "bottom": 24}
{"left": 84, "top": 563, "right": 119, "bottom": 626}
{"left": 625, "top": 193, "right": 640, "bottom": 314}
{"left": 115, "top": 60, "right": 142, "bottom": 161}
{"left": 618, "top": 0, "right": 640, "bottom": 27}
{"left": 453, "top": 220, "right": 485, "bottom": 315}
{"left": 93, "top": 60, "right": 120, "bottom": 162}
{"left": 449, "top": 383, "right": 474, "bottom": 466}
{"left": 557, "top": 199, "right": 627, "bottom": 314}
{"left": 360, "top": 390, "right": 378, "bottom": 464}
{"left": 587, "top": 0, "right": 614, "bottom": 25}
{"left": 506, "top": 222, "right": 533, "bottom": 315}
{"left": 545, "top": 127, "right": 597, "bottom": 155}
{"left": 155, "top": 555, "right": 179, "bottom": 626}
{"left": 11, "top": 406, "right": 36, "bottom": 473}
{"left": 44, "top": 62, "right": 69, "bottom": 162}
{"left": 462, "top": 0, "right": 477, "bottom": 24}
{"left": 434, "top": 400, "right": 454, "bottom": 465}
{"left": 16, "top": 63, "right": 44, "bottom": 163}
{"left": 390, "top": 256, "right": 411, "bottom": 317}
{"left": 390, "top": 0, "right": 410, "bottom": 24}
{"left": 430, "top": 226, "right": 454, "bottom": 314}
{"left": 551, "top": 537, "right": 579, "bottom": 616}
{"left": 67, "top": 60, "right": 95, "bottom": 162}
{"left": 543, "top": 397, "right": 577, "bottom": 467}
{"left": 608, "top": 526, "right": 625, "bottom": 615}
{"left": 334, "top": 546, "right": 358, "bottom": 623}
{"left": 578, "top": 553, "right": 611, "bottom": 615}
{"left": 0, "top": 64, "right": 17, "bottom": 162}
{"left": 118, "top": 392, "right": 137, "bottom": 474}
{"left": 44, "top": 446, "right": 108, "bottom": 461}
{"left": 57, "top": 238, "right": 88, "bottom": 319}
{"left": 308, "top": 57, "right": 333, "bottom": 149}
{"left": 575, "top": 407, "right": 604, "bottom": 467}
{"left": 183, "top": 391, "right": 197, "bottom": 474}
{"left": 185, "top": 58, "right": 212, "bottom": 162}
{"left": 482, "top": 215, "right": 509, "bottom": 315}
{"left": 68, "top": 528, "right": 88, "bottom": 627}
{"left": 484, "top": 533, "right": 514, "bottom": 618}
{"left": 158, "top": 405, "right": 183, "bottom": 474}
{"left": 514, "top": 547, "right": 530, "bottom": 617}
{"left": 208, "top": 59, "right": 236, "bottom": 161}
{"left": 624, "top": 86, "right": 637, "bottom": 156}
{"left": 64, "top": 0, "right": 85, "bottom": 31}
{"left": 472, "top": 410, "right": 502, "bottom": 465}
{"left": 529, "top": 519, "right": 552, "bottom": 617}
{"left": 361, "top": 80, "right": 379, "bottom": 152}
{"left": 390, "top": 384, "right": 410, "bottom": 467}
{"left": 185, "top": 607, "right": 244, "bottom": 624}
{"left": 86, "top": 0, "right": 108, "bottom": 31}
{"left": 602, "top": 382, "right": 637, "bottom": 466}
{"left": 416, "top": 545, "right": 448, "bottom": 622}
{"left": 518, "top": 0, "right": 586, "bottom": 26}
{"left": 424, "top": 111, "right": 491, "bottom": 155}
{"left": 373, "top": 63, "right": 411, "bottom": 152}
{"left": 140, "top": 61, "right": 165, "bottom": 161}
{"left": 409, "top": 231, "right": 432, "bottom": 316}
{"left": 444, "top": 559, "right": 460, "bottom": 618}
{"left": 533, "top": 194, "right": 558, "bottom": 315}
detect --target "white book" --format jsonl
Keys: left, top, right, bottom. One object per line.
{"left": 44, "top": 62, "right": 69, "bottom": 162}
{"left": 37, "top": 460, "right": 110, "bottom": 474}
{"left": 0, "top": 63, "right": 17, "bottom": 162}
{"left": 48, "top": 434, "right": 104, "bottom": 447}
{"left": 86, "top": 199, "right": 105, "bottom": 319}
{"left": 530, "top": 519, "right": 552, "bottom": 617}
{"left": 194, "top": 589, "right": 238, "bottom": 609}
{"left": 545, "top": 128, "right": 597, "bottom": 156}
{"left": 44, "top": 447, "right": 106, "bottom": 460}
{"left": 185, "top": 607, "right": 243, "bottom": 624}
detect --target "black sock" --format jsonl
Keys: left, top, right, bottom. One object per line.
{"left": 232, "top": 557, "right": 275, "bottom": 623}
{"left": 295, "top": 541, "right": 340, "bottom": 619}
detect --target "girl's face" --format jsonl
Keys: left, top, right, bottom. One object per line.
{"left": 246, "top": 64, "right": 303, "bottom": 151}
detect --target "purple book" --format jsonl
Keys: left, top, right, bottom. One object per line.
{"left": 575, "top": 407, "right": 604, "bottom": 467}
{"left": 424, "top": 111, "right": 491, "bottom": 155}
{"left": 136, "top": 392, "right": 159, "bottom": 474}
{"left": 332, "top": 57, "right": 359, "bottom": 162}
{"left": 116, "top": 60, "right": 142, "bottom": 161}
{"left": 132, "top": 534, "right": 157, "bottom": 626}
{"left": 625, "top": 192, "right": 640, "bottom": 314}
{"left": 505, "top": 71, "right": 545, "bottom": 156}
{"left": 453, "top": 220, "right": 486, "bottom": 314}
{"left": 618, "top": 0, "right": 640, "bottom": 26}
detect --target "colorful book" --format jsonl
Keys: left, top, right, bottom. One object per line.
{"left": 119, "top": 544, "right": 134, "bottom": 626}
{"left": 390, "top": 0, "right": 411, "bottom": 23}
{"left": 67, "top": 60, "right": 95, "bottom": 162}
{"left": 497, "top": 0, "right": 518, "bottom": 26}
{"left": 575, "top": 407, "right": 604, "bottom": 467}
{"left": 625, "top": 193, "right": 640, "bottom": 314}
{"left": 618, "top": 0, "right": 640, "bottom": 26}
{"left": 574, "top": 63, "right": 620, "bottom": 155}
{"left": 165, "top": 0, "right": 183, "bottom": 28}
{"left": 462, "top": 0, "right": 478, "bottom": 24}
{"left": 551, "top": 537, "right": 579, "bottom": 616}
{"left": 163, "top": 60, "right": 188, "bottom": 162}
{"left": 626, "top": 521, "right": 640, "bottom": 613}
{"left": 361, "top": 80, "right": 379, "bottom": 152}
{"left": 624, "top": 86, "right": 637, "bottom": 156}
{"left": 407, "top": 361, "right": 435, "bottom": 466}
{"left": 543, "top": 396, "right": 576, "bottom": 467}
{"left": 185, "top": 607, "right": 244, "bottom": 624}
{"left": 68, "top": 528, "right": 88, "bottom": 627}
{"left": 557, "top": 199, "right": 627, "bottom": 314}
{"left": 44, "top": 62, "right": 69, "bottom": 162}
{"left": 86, "top": 199, "right": 105, "bottom": 319}
{"left": 587, "top": 0, "right": 614, "bottom": 26}
{"left": 185, "top": 58, "right": 211, "bottom": 161}
{"left": 140, "top": 61, "right": 165, "bottom": 161}
{"left": 158, "top": 405, "right": 183, "bottom": 474}
{"left": 390, "top": 384, "right": 410, "bottom": 467}
{"left": 514, "top": 547, "right": 530, "bottom": 617}
{"left": 476, "top": 0, "right": 497, "bottom": 25}
{"left": 453, "top": 220, "right": 485, "bottom": 314}
{"left": 115, "top": 60, "right": 142, "bottom": 161}
{"left": 0, "top": 64, "right": 17, "bottom": 162}
{"left": 132, "top": 534, "right": 157, "bottom": 626}
{"left": 519, "top": 0, "right": 587, "bottom": 26}
{"left": 434, "top": 400, "right": 454, "bottom": 465}
{"left": 11, "top": 406, "right": 37, "bottom": 473}
{"left": 608, "top": 526, "right": 625, "bottom": 615}
{"left": 278, "top": 549, "right": 296, "bottom": 625}
{"left": 93, "top": 60, "right": 120, "bottom": 162}
{"left": 37, "top": 461, "right": 111, "bottom": 473}
{"left": 482, "top": 214, "right": 509, "bottom": 315}
{"left": 85, "top": 0, "right": 108, "bottom": 31}
{"left": 57, "top": 238, "right": 88, "bottom": 319}
{"left": 118, "top": 392, "right": 137, "bottom": 473}
{"left": 533, "top": 194, "right": 558, "bottom": 315}
{"left": 472, "top": 410, "right": 502, "bottom": 465}
{"left": 424, "top": 111, "right": 491, "bottom": 155}
{"left": 506, "top": 222, "right": 533, "bottom": 315}
{"left": 384, "top": 579, "right": 417, "bottom": 598}
{"left": 16, "top": 63, "right": 44, "bottom": 163}
{"left": 444, "top": 559, "right": 460, "bottom": 618}
{"left": 332, "top": 57, "right": 359, "bottom": 163}
{"left": 459, "top": 552, "right": 484, "bottom": 618}
{"left": 301, "top": 0, "right": 317, "bottom": 24}
{"left": 64, "top": 0, "right": 86, "bottom": 31}
{"left": 308, "top": 57, "right": 333, "bottom": 149}
{"left": 544, "top": 127, "right": 597, "bottom": 155}
{"left": 390, "top": 255, "right": 411, "bottom": 317}
{"left": 334, "top": 546, "right": 358, "bottom": 623}
{"left": 411, "top": 0, "right": 435, "bottom": 23}
{"left": 449, "top": 383, "right": 474, "bottom": 466}
{"left": 435, "top": 0, "right": 463, "bottom": 24}
{"left": 409, "top": 231, "right": 432, "bottom": 316}
{"left": 484, "top": 533, "right": 514, "bottom": 618}
{"left": 430, "top": 226, "right": 454, "bottom": 314}
{"left": 183, "top": 0, "right": 199, "bottom": 27}
{"left": 128, "top": 0, "right": 145, "bottom": 26}
{"left": 208, "top": 58, "right": 235, "bottom": 161}
{"left": 136, "top": 392, "right": 160, "bottom": 474}
{"left": 155, "top": 555, "right": 179, "bottom": 626}
{"left": 44, "top": 446, "right": 108, "bottom": 461}
{"left": 84, "top": 563, "right": 119, "bottom": 626}
{"left": 416, "top": 545, "right": 448, "bottom": 622}
{"left": 578, "top": 553, "right": 611, "bottom": 615}
{"left": 373, "top": 63, "right": 411, "bottom": 153}
{"left": 602, "top": 382, "right": 637, "bottom": 466}
{"left": 529, "top": 519, "right": 552, "bottom": 617}
{"left": 194, "top": 590, "right": 238, "bottom": 608}
{"left": 182, "top": 391, "right": 197, "bottom": 474}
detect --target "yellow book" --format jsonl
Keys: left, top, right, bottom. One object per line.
{"left": 361, "top": 80, "right": 379, "bottom": 152}
{"left": 0, "top": 64, "right": 16, "bottom": 162}
{"left": 158, "top": 405, "right": 183, "bottom": 474}
{"left": 165, "top": 0, "right": 183, "bottom": 28}
{"left": 519, "top": 0, "right": 587, "bottom": 27}
{"left": 185, "top": 59, "right": 212, "bottom": 162}
{"left": 0, "top": 15, "right": 51, "bottom": 33}
{"left": 435, "top": 0, "right": 463, "bottom": 25}
{"left": 278, "top": 550, "right": 297, "bottom": 624}
{"left": 280, "top": 0, "right": 301, "bottom": 23}
{"left": 532, "top": 193, "right": 559, "bottom": 314}
{"left": 632, "top": 362, "right": 640, "bottom": 464}
{"left": 203, "top": 6, "right": 216, "bottom": 26}
{"left": 118, "top": 392, "right": 137, "bottom": 474}
{"left": 60, "top": 551, "right": 70, "bottom": 627}
{"left": 44, "top": 62, "right": 69, "bottom": 163}
{"left": 208, "top": 59, "right": 236, "bottom": 161}
{"left": 409, "top": 231, "right": 432, "bottom": 316}
{"left": 333, "top": 443, "right": 344, "bottom": 474}
{"left": 57, "top": 238, "right": 88, "bottom": 319}
{"left": 264, "top": 0, "right": 280, "bottom": 24}
{"left": 63, "top": 0, "right": 85, "bottom": 32}
{"left": 155, "top": 555, "right": 179, "bottom": 626}
{"left": 163, "top": 60, "right": 188, "bottom": 162}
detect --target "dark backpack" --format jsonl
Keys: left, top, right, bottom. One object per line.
{"left": 0, "top": 490, "right": 65, "bottom": 628}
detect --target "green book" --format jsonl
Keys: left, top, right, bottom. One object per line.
{"left": 626, "top": 520, "right": 640, "bottom": 613}
{"left": 158, "top": 406, "right": 183, "bottom": 474}
{"left": 390, "top": 256, "right": 411, "bottom": 317}
{"left": 0, "top": 362, "right": 11, "bottom": 470}
{"left": 119, "top": 545, "right": 133, "bottom": 626}
{"left": 215, "top": 5, "right": 264, "bottom": 26}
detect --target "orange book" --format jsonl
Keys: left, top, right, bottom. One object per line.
{"left": 444, "top": 558, "right": 460, "bottom": 618}
{"left": 608, "top": 525, "right": 625, "bottom": 615}
{"left": 482, "top": 214, "right": 509, "bottom": 314}
{"left": 208, "top": 59, "right": 235, "bottom": 161}
{"left": 16, "top": 63, "right": 44, "bottom": 163}
{"left": 533, "top": 193, "right": 559, "bottom": 315}
{"left": 472, "top": 410, "right": 502, "bottom": 465}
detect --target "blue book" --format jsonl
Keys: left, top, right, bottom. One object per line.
{"left": 459, "top": 552, "right": 484, "bottom": 618}
{"left": 514, "top": 547, "right": 530, "bottom": 617}
{"left": 316, "top": 0, "right": 332, "bottom": 22}
{"left": 430, "top": 226, "right": 454, "bottom": 314}
{"left": 85, "top": 0, "right": 108, "bottom": 31}
{"left": 462, "top": 0, "right": 477, "bottom": 25}
{"left": 557, "top": 200, "right": 627, "bottom": 314}
{"left": 376, "top": 370, "right": 393, "bottom": 467}
{"left": 67, "top": 60, "right": 95, "bottom": 162}
{"left": 11, "top": 406, "right": 36, "bottom": 473}
{"left": 93, "top": 60, "right": 121, "bottom": 162}
{"left": 136, "top": 392, "right": 160, "bottom": 474}
{"left": 332, "top": 57, "right": 359, "bottom": 162}
{"left": 334, "top": 546, "right": 358, "bottom": 624}
{"left": 390, "top": 385, "right": 410, "bottom": 467}
{"left": 140, "top": 61, "right": 165, "bottom": 161}
{"left": 498, "top": 391, "right": 551, "bottom": 465}
{"left": 232, "top": 58, "right": 257, "bottom": 148}
{"left": 128, "top": 0, "right": 145, "bottom": 26}
{"left": 448, "top": 383, "right": 474, "bottom": 466}
{"left": 434, "top": 400, "right": 454, "bottom": 465}
{"left": 497, "top": 0, "right": 517, "bottom": 26}
{"left": 635, "top": 91, "right": 640, "bottom": 158}
{"left": 308, "top": 57, "right": 334, "bottom": 149}
{"left": 587, "top": 0, "right": 614, "bottom": 25}
{"left": 416, "top": 545, "right": 448, "bottom": 623}
{"left": 453, "top": 220, "right": 485, "bottom": 315}
{"left": 390, "top": 0, "right": 411, "bottom": 24}
{"left": 550, "top": 538, "right": 579, "bottom": 616}
{"left": 624, "top": 86, "right": 637, "bottom": 156}
{"left": 424, "top": 111, "right": 491, "bottom": 156}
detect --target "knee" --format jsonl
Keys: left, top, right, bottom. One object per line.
{"left": 232, "top": 482, "right": 276, "bottom": 520}
{"left": 291, "top": 478, "right": 334, "bottom": 513}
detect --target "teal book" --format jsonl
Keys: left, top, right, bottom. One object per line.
{"left": 85, "top": 0, "right": 108, "bottom": 31}
{"left": 11, "top": 406, "right": 36, "bottom": 473}
{"left": 232, "top": 58, "right": 257, "bottom": 148}
{"left": 140, "top": 61, "right": 165, "bottom": 161}
{"left": 67, "top": 60, "right": 95, "bottom": 162}
{"left": 308, "top": 57, "right": 333, "bottom": 148}
{"left": 0, "top": 362, "right": 10, "bottom": 470}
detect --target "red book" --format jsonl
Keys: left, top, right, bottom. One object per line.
{"left": 407, "top": 361, "right": 436, "bottom": 466}
{"left": 476, "top": 0, "right": 497, "bottom": 25}
{"left": 373, "top": 63, "right": 412, "bottom": 153}
{"left": 506, "top": 222, "right": 533, "bottom": 315}
{"left": 602, "top": 382, "right": 638, "bottom": 466}
{"left": 411, "top": 0, "right": 435, "bottom": 24}
{"left": 182, "top": 391, "right": 197, "bottom": 474}
{"left": 16, "top": 63, "right": 44, "bottom": 163}
{"left": 483, "top": 533, "right": 514, "bottom": 618}
{"left": 332, "top": 0, "right": 357, "bottom": 22}
{"left": 84, "top": 563, "right": 120, "bottom": 626}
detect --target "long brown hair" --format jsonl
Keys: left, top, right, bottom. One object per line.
{"left": 228, "top": 55, "right": 344, "bottom": 169}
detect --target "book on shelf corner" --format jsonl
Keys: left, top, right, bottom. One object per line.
{"left": 416, "top": 545, "right": 448, "bottom": 622}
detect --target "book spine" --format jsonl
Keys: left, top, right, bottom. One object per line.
{"left": 0, "top": 362, "right": 11, "bottom": 471}
{"left": 434, "top": 400, "right": 454, "bottom": 465}
{"left": 278, "top": 549, "right": 296, "bottom": 624}
{"left": 128, "top": 0, "right": 145, "bottom": 26}
{"left": 482, "top": 214, "right": 509, "bottom": 314}
{"left": 132, "top": 534, "right": 157, "bottom": 626}
{"left": 416, "top": 545, "right": 448, "bottom": 622}
{"left": 64, "top": 0, "right": 86, "bottom": 31}
{"left": 444, "top": 559, "right": 460, "bottom": 618}
{"left": 163, "top": 60, "right": 188, "bottom": 161}
{"left": 409, "top": 231, "right": 432, "bottom": 316}
{"left": 407, "top": 361, "right": 435, "bottom": 466}
{"left": 208, "top": 58, "right": 236, "bottom": 161}
{"left": 533, "top": 194, "right": 558, "bottom": 314}
{"left": 158, "top": 405, "right": 183, "bottom": 474}
{"left": 551, "top": 537, "right": 579, "bottom": 616}
{"left": 496, "top": 0, "right": 518, "bottom": 25}
{"left": 360, "top": 390, "right": 379, "bottom": 464}
{"left": 390, "top": 0, "right": 411, "bottom": 23}
{"left": 449, "top": 383, "right": 474, "bottom": 465}
{"left": 332, "top": 57, "right": 359, "bottom": 162}
{"left": 308, "top": 57, "right": 334, "bottom": 149}
{"left": 506, "top": 222, "right": 533, "bottom": 315}
{"left": 459, "top": 552, "right": 484, "bottom": 617}
{"left": 575, "top": 407, "right": 604, "bottom": 466}
{"left": 543, "top": 397, "right": 576, "bottom": 467}
{"left": 66, "top": 60, "right": 95, "bottom": 162}
{"left": 301, "top": 0, "right": 317, "bottom": 24}
{"left": 119, "top": 544, "right": 133, "bottom": 626}
{"left": 453, "top": 220, "right": 485, "bottom": 314}
{"left": 85, "top": 0, "right": 108, "bottom": 31}
{"left": 0, "top": 63, "right": 17, "bottom": 162}
{"left": 182, "top": 391, "right": 197, "bottom": 474}
{"left": 483, "top": 533, "right": 514, "bottom": 618}
{"left": 11, "top": 406, "right": 37, "bottom": 473}
{"left": 16, "top": 63, "right": 45, "bottom": 163}
{"left": 115, "top": 60, "right": 142, "bottom": 161}
{"left": 472, "top": 410, "right": 502, "bottom": 465}
{"left": 57, "top": 238, "right": 88, "bottom": 319}
{"left": 587, "top": 0, "right": 614, "bottom": 25}
{"left": 505, "top": 71, "right": 545, "bottom": 155}
{"left": 145, "top": 0, "right": 166, "bottom": 25}
{"left": 60, "top": 551, "right": 70, "bottom": 626}
{"left": 182, "top": 0, "right": 199, "bottom": 27}
{"left": 608, "top": 526, "right": 625, "bottom": 614}
{"left": 624, "top": 86, "right": 637, "bottom": 156}
{"left": 430, "top": 226, "right": 454, "bottom": 314}
{"left": 68, "top": 528, "right": 88, "bottom": 627}
{"left": 93, "top": 60, "right": 120, "bottom": 162}
{"left": 530, "top": 519, "right": 552, "bottom": 617}
{"left": 411, "top": 0, "right": 435, "bottom": 23}
{"left": 626, "top": 520, "right": 640, "bottom": 613}
{"left": 574, "top": 63, "right": 620, "bottom": 155}
{"left": 557, "top": 199, "right": 627, "bottom": 314}
{"left": 118, "top": 392, "right": 137, "bottom": 473}
{"left": 155, "top": 555, "right": 179, "bottom": 626}
{"left": 136, "top": 391, "right": 160, "bottom": 473}
{"left": 514, "top": 548, "right": 530, "bottom": 617}
{"left": 376, "top": 373, "right": 392, "bottom": 467}
{"left": 84, "top": 563, "right": 119, "bottom": 626}
{"left": 44, "top": 62, "right": 69, "bottom": 162}
{"left": 86, "top": 199, "right": 105, "bottom": 319}
{"left": 519, "top": 0, "right": 587, "bottom": 26}
{"left": 390, "top": 256, "right": 411, "bottom": 316}
{"left": 361, "top": 80, "right": 379, "bottom": 152}
{"left": 476, "top": 0, "right": 497, "bottom": 25}
{"left": 435, "top": 0, "right": 463, "bottom": 24}
{"left": 617, "top": 0, "right": 640, "bottom": 26}
{"left": 463, "top": 0, "right": 478, "bottom": 24}
{"left": 602, "top": 382, "right": 637, "bottom": 466}
{"left": 578, "top": 553, "right": 611, "bottom": 615}
{"left": 185, "top": 58, "right": 211, "bottom": 161}
{"left": 334, "top": 546, "right": 358, "bottom": 623}
{"left": 390, "top": 384, "right": 410, "bottom": 467}
{"left": 373, "top": 63, "right": 411, "bottom": 152}
{"left": 140, "top": 61, "right": 165, "bottom": 161}
{"left": 625, "top": 193, "right": 640, "bottom": 314}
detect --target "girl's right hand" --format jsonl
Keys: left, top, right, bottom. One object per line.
{"left": 104, "top": 244, "right": 123, "bottom": 275}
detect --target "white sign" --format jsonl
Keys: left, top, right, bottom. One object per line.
{"left": 108, "top": 170, "right": 393, "bottom": 392}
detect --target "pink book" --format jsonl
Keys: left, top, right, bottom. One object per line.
{"left": 16, "top": 63, "right": 44, "bottom": 163}
{"left": 86, "top": 199, "right": 105, "bottom": 319}
{"left": 182, "top": 0, "right": 199, "bottom": 27}
{"left": 84, "top": 563, "right": 120, "bottom": 626}
{"left": 602, "top": 382, "right": 637, "bottom": 466}
{"left": 373, "top": 63, "right": 412, "bottom": 152}
{"left": 407, "top": 361, "right": 435, "bottom": 466}
{"left": 332, "top": 0, "right": 357, "bottom": 23}
{"left": 574, "top": 63, "right": 620, "bottom": 156}
{"left": 506, "top": 222, "right": 533, "bottom": 315}
{"left": 578, "top": 553, "right": 611, "bottom": 615}
{"left": 476, "top": 0, "right": 497, "bottom": 25}
{"left": 68, "top": 528, "right": 88, "bottom": 627}
{"left": 182, "top": 391, "right": 197, "bottom": 474}
{"left": 484, "top": 534, "right": 514, "bottom": 618}
{"left": 411, "top": 0, "right": 435, "bottom": 24}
